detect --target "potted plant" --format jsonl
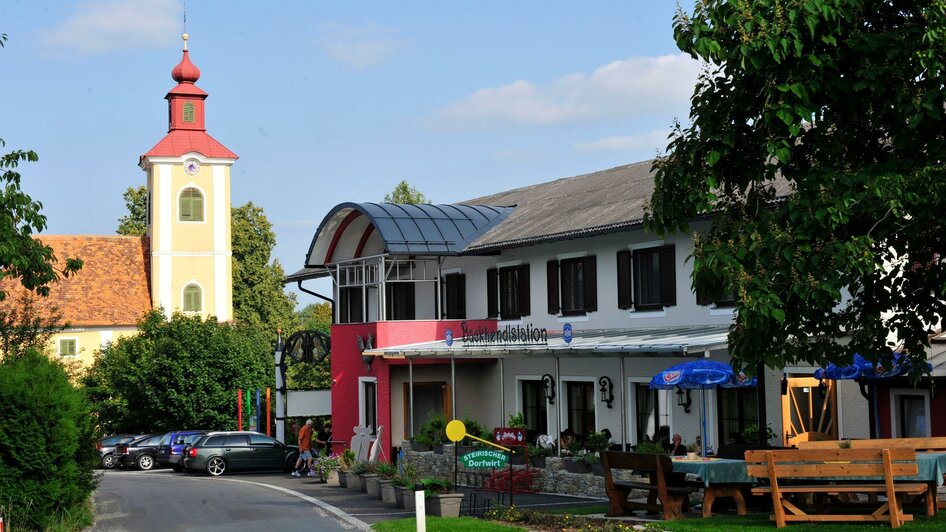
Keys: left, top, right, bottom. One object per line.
{"left": 348, "top": 460, "right": 373, "bottom": 491}
{"left": 375, "top": 462, "right": 397, "bottom": 502}
{"left": 355, "top": 461, "right": 379, "bottom": 494}
{"left": 311, "top": 452, "right": 341, "bottom": 483}
{"left": 507, "top": 412, "right": 527, "bottom": 429}
{"left": 564, "top": 450, "right": 594, "bottom": 474}
{"left": 458, "top": 417, "right": 489, "bottom": 455}
{"left": 576, "top": 450, "right": 603, "bottom": 476}
{"left": 633, "top": 440, "right": 667, "bottom": 454}
{"left": 411, "top": 433, "right": 435, "bottom": 452}
{"left": 528, "top": 443, "right": 551, "bottom": 468}
{"left": 337, "top": 449, "right": 356, "bottom": 488}
{"left": 420, "top": 477, "right": 463, "bottom": 518}
{"left": 418, "top": 414, "right": 447, "bottom": 454}
{"left": 686, "top": 442, "right": 700, "bottom": 461}
{"left": 392, "top": 462, "right": 419, "bottom": 510}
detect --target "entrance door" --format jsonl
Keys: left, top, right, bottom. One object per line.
{"left": 781, "top": 377, "right": 838, "bottom": 447}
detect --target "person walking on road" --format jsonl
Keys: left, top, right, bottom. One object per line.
{"left": 291, "top": 419, "right": 314, "bottom": 477}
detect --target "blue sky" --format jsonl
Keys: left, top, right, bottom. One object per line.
{"left": 0, "top": 0, "right": 698, "bottom": 308}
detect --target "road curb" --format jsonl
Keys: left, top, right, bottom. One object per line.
{"left": 208, "top": 477, "right": 371, "bottom": 530}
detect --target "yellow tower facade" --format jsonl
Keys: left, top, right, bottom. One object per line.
{"left": 140, "top": 34, "right": 237, "bottom": 321}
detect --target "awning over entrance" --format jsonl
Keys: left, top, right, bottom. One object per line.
{"left": 364, "top": 325, "right": 731, "bottom": 358}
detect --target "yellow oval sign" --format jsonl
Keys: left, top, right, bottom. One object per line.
{"left": 445, "top": 419, "right": 466, "bottom": 442}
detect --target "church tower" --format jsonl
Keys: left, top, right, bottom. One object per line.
{"left": 140, "top": 34, "right": 236, "bottom": 321}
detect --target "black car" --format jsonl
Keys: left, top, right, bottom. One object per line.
{"left": 117, "top": 434, "right": 161, "bottom": 470}
{"left": 97, "top": 434, "right": 139, "bottom": 469}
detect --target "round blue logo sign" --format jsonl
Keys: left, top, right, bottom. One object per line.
{"left": 563, "top": 323, "right": 573, "bottom": 344}
{"left": 445, "top": 328, "right": 454, "bottom": 347}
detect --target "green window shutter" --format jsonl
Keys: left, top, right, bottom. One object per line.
{"left": 183, "top": 284, "right": 202, "bottom": 312}
{"left": 179, "top": 188, "right": 204, "bottom": 222}
{"left": 183, "top": 101, "right": 195, "bottom": 123}
{"left": 59, "top": 339, "right": 76, "bottom": 356}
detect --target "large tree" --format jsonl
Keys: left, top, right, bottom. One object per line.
{"left": 116, "top": 187, "right": 298, "bottom": 336}
{"left": 646, "top": 1, "right": 946, "bottom": 375}
{"left": 231, "top": 202, "right": 299, "bottom": 335}
{"left": 0, "top": 35, "right": 81, "bottom": 301}
{"left": 81, "top": 310, "right": 271, "bottom": 433}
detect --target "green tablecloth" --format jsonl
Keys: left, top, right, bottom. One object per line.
{"left": 671, "top": 457, "right": 752, "bottom": 487}
{"left": 672, "top": 451, "right": 946, "bottom": 487}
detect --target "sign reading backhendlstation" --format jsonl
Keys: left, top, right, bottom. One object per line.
{"left": 461, "top": 449, "right": 509, "bottom": 468}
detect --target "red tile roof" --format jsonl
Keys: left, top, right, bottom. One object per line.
{"left": 140, "top": 129, "right": 238, "bottom": 161}
{"left": 0, "top": 236, "right": 152, "bottom": 328}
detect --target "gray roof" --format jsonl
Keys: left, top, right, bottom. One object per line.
{"left": 458, "top": 161, "right": 656, "bottom": 252}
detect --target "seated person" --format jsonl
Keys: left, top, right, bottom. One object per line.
{"left": 668, "top": 433, "right": 687, "bottom": 456}
{"left": 560, "top": 428, "right": 576, "bottom": 455}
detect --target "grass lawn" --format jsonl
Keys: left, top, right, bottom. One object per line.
{"left": 645, "top": 512, "right": 946, "bottom": 531}
{"left": 372, "top": 516, "right": 525, "bottom": 532}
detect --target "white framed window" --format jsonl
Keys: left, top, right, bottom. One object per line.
{"left": 182, "top": 282, "right": 203, "bottom": 312}
{"left": 890, "top": 388, "right": 931, "bottom": 438}
{"left": 178, "top": 186, "right": 205, "bottom": 222}
{"left": 58, "top": 337, "right": 78, "bottom": 357}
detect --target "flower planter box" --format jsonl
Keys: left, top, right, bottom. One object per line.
{"left": 591, "top": 463, "right": 604, "bottom": 477}
{"left": 345, "top": 472, "right": 363, "bottom": 490}
{"left": 338, "top": 471, "right": 357, "bottom": 489}
{"left": 427, "top": 493, "right": 464, "bottom": 517}
{"left": 361, "top": 473, "right": 379, "bottom": 494}
{"left": 530, "top": 455, "right": 547, "bottom": 468}
{"left": 394, "top": 485, "right": 415, "bottom": 510}
{"left": 379, "top": 480, "right": 396, "bottom": 504}
{"left": 433, "top": 444, "right": 445, "bottom": 455}
{"left": 509, "top": 454, "right": 526, "bottom": 466}
{"left": 563, "top": 459, "right": 592, "bottom": 474}
{"left": 324, "top": 471, "right": 339, "bottom": 486}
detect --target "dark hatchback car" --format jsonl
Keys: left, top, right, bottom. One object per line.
{"left": 156, "top": 430, "right": 208, "bottom": 472}
{"left": 117, "top": 434, "right": 161, "bottom": 470}
{"left": 97, "top": 434, "right": 139, "bottom": 469}
{"left": 183, "top": 431, "right": 298, "bottom": 476}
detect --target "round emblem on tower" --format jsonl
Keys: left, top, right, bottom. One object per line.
{"left": 184, "top": 158, "right": 200, "bottom": 175}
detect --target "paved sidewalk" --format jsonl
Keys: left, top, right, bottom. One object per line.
{"left": 248, "top": 472, "right": 610, "bottom": 526}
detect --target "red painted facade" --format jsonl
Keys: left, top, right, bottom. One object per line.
{"left": 873, "top": 381, "right": 946, "bottom": 437}
{"left": 329, "top": 319, "right": 496, "bottom": 460}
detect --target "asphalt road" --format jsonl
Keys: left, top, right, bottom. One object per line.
{"left": 92, "top": 469, "right": 362, "bottom": 531}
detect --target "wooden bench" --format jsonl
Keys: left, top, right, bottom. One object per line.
{"left": 602, "top": 451, "right": 696, "bottom": 520}
{"left": 745, "top": 448, "right": 932, "bottom": 528}
{"left": 798, "top": 436, "right": 946, "bottom": 452}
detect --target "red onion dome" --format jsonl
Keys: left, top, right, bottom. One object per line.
{"left": 171, "top": 33, "right": 200, "bottom": 83}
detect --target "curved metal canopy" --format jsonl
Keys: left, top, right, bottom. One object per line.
{"left": 305, "top": 202, "right": 514, "bottom": 266}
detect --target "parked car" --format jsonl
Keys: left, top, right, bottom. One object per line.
{"left": 97, "top": 434, "right": 140, "bottom": 469}
{"left": 183, "top": 431, "right": 298, "bottom": 476}
{"left": 117, "top": 434, "right": 161, "bottom": 470}
{"left": 156, "top": 430, "right": 208, "bottom": 472}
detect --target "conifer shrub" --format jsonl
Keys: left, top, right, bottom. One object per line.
{"left": 0, "top": 350, "right": 98, "bottom": 530}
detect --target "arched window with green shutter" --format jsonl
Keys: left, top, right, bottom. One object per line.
{"left": 179, "top": 187, "right": 204, "bottom": 222}
{"left": 183, "top": 284, "right": 202, "bottom": 312}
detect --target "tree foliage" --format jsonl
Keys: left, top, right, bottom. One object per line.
{"left": 287, "top": 303, "right": 333, "bottom": 389}
{"left": 81, "top": 310, "right": 272, "bottom": 434}
{"left": 0, "top": 350, "right": 98, "bottom": 530}
{"left": 646, "top": 1, "right": 946, "bottom": 375}
{"left": 116, "top": 185, "right": 147, "bottom": 236}
{"left": 0, "top": 291, "right": 66, "bottom": 360}
{"left": 0, "top": 36, "right": 81, "bottom": 301}
{"left": 231, "top": 202, "right": 299, "bottom": 335}
{"left": 384, "top": 180, "right": 430, "bottom": 204}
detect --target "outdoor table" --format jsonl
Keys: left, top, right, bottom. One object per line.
{"left": 912, "top": 452, "right": 946, "bottom": 510}
{"left": 671, "top": 457, "right": 750, "bottom": 518}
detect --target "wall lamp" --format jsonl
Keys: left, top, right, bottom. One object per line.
{"left": 780, "top": 373, "right": 789, "bottom": 396}
{"left": 541, "top": 374, "right": 556, "bottom": 405}
{"left": 599, "top": 376, "right": 614, "bottom": 408}
{"left": 675, "top": 386, "right": 692, "bottom": 413}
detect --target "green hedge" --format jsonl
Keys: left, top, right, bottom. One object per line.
{"left": 0, "top": 350, "right": 98, "bottom": 530}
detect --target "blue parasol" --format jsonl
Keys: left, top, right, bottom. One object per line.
{"left": 650, "top": 360, "right": 757, "bottom": 457}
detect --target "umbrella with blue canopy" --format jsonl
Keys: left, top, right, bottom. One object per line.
{"left": 815, "top": 353, "right": 931, "bottom": 437}
{"left": 650, "top": 360, "right": 757, "bottom": 457}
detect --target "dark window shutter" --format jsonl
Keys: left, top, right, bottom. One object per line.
{"left": 583, "top": 255, "right": 597, "bottom": 312}
{"left": 617, "top": 250, "right": 631, "bottom": 309}
{"left": 487, "top": 268, "right": 498, "bottom": 318}
{"left": 659, "top": 246, "right": 676, "bottom": 307}
{"left": 546, "top": 260, "right": 560, "bottom": 314}
{"left": 517, "top": 264, "right": 530, "bottom": 316}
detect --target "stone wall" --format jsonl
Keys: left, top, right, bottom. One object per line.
{"left": 401, "top": 443, "right": 611, "bottom": 498}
